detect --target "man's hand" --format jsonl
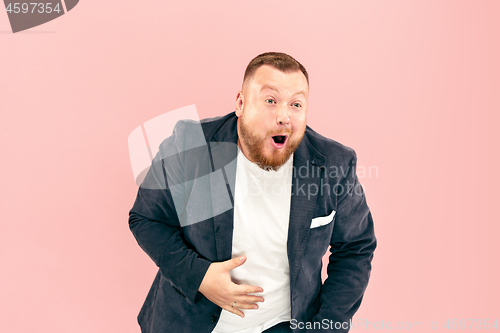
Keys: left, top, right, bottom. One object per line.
{"left": 198, "top": 256, "right": 264, "bottom": 318}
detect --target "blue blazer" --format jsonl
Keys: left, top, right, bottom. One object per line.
{"left": 129, "top": 112, "right": 376, "bottom": 332}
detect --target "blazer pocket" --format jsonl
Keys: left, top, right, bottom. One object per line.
{"left": 310, "top": 210, "right": 336, "bottom": 229}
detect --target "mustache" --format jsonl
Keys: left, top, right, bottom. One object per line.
{"left": 267, "top": 129, "right": 292, "bottom": 136}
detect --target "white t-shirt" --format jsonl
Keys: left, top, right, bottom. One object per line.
{"left": 212, "top": 149, "right": 293, "bottom": 333}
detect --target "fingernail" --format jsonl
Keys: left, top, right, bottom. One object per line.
{"left": 253, "top": 305, "right": 258, "bottom": 309}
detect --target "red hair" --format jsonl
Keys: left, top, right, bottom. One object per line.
{"left": 243, "top": 52, "right": 309, "bottom": 87}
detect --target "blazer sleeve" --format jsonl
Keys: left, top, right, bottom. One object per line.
{"left": 128, "top": 123, "right": 212, "bottom": 305}
{"left": 308, "top": 151, "right": 377, "bottom": 332}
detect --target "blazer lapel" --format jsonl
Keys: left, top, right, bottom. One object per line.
{"left": 287, "top": 133, "right": 326, "bottom": 286}
{"left": 208, "top": 115, "right": 239, "bottom": 261}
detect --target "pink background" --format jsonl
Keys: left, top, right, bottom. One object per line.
{"left": 1, "top": 1, "right": 498, "bottom": 332}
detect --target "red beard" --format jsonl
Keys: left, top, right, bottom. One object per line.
{"left": 238, "top": 115, "right": 304, "bottom": 171}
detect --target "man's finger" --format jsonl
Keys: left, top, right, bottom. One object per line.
{"left": 223, "top": 256, "right": 247, "bottom": 271}
{"left": 232, "top": 284, "right": 264, "bottom": 295}
{"left": 235, "top": 295, "right": 265, "bottom": 304}
{"left": 223, "top": 305, "right": 245, "bottom": 318}
{"left": 232, "top": 301, "right": 259, "bottom": 310}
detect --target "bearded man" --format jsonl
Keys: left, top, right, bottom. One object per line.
{"left": 129, "top": 52, "right": 376, "bottom": 333}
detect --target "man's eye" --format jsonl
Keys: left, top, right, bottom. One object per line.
{"left": 265, "top": 99, "right": 275, "bottom": 104}
{"left": 293, "top": 103, "right": 301, "bottom": 108}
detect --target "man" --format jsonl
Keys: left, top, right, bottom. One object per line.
{"left": 129, "top": 52, "right": 376, "bottom": 333}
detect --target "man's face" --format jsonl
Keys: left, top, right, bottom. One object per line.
{"left": 236, "top": 65, "right": 309, "bottom": 171}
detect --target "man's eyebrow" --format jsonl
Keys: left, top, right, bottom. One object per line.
{"left": 293, "top": 90, "right": 307, "bottom": 97}
{"left": 260, "top": 84, "right": 279, "bottom": 93}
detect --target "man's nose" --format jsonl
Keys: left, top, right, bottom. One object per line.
{"left": 276, "top": 105, "right": 291, "bottom": 126}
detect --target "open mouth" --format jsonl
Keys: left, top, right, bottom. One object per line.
{"left": 271, "top": 135, "right": 288, "bottom": 148}
{"left": 272, "top": 135, "right": 287, "bottom": 144}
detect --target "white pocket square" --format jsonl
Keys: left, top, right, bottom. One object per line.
{"left": 310, "top": 210, "right": 336, "bottom": 229}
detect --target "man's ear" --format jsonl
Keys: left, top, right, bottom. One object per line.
{"left": 235, "top": 91, "right": 244, "bottom": 117}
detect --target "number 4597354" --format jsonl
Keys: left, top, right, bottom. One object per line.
{"left": 443, "top": 319, "right": 498, "bottom": 329}
{"left": 6, "top": 3, "right": 62, "bottom": 14}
